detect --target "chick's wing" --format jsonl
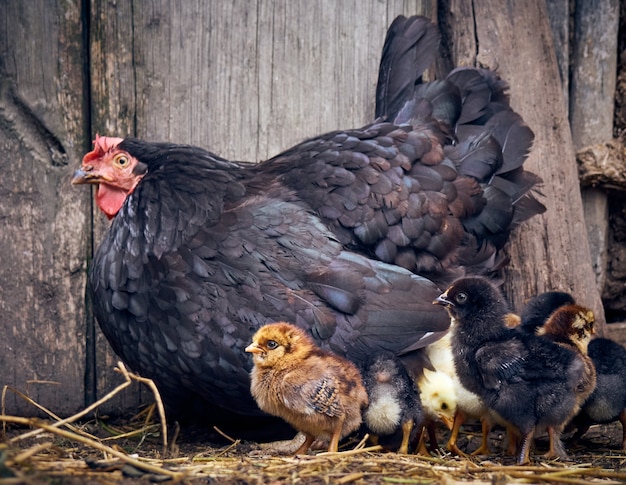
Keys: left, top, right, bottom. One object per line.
{"left": 476, "top": 333, "right": 582, "bottom": 391}
{"left": 283, "top": 375, "right": 344, "bottom": 418}
{"left": 475, "top": 338, "right": 529, "bottom": 389}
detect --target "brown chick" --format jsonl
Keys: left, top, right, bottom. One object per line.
{"left": 245, "top": 322, "right": 368, "bottom": 454}
{"left": 536, "top": 304, "right": 596, "bottom": 459}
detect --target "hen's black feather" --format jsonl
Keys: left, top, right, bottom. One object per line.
{"left": 85, "top": 16, "right": 545, "bottom": 420}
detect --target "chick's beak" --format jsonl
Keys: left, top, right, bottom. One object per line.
{"left": 433, "top": 293, "right": 452, "bottom": 307}
{"left": 245, "top": 343, "right": 263, "bottom": 354}
{"left": 439, "top": 414, "right": 455, "bottom": 430}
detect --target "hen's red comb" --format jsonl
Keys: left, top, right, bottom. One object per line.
{"left": 83, "top": 134, "right": 124, "bottom": 163}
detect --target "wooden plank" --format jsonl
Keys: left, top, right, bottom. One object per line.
{"left": 545, "top": 0, "right": 570, "bottom": 108}
{"left": 570, "top": 0, "right": 620, "bottom": 300}
{"left": 127, "top": 0, "right": 431, "bottom": 162}
{"left": 0, "top": 0, "right": 91, "bottom": 415}
{"left": 570, "top": 0, "right": 619, "bottom": 148}
{"left": 438, "top": 0, "right": 607, "bottom": 331}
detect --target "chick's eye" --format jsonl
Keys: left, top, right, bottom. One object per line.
{"left": 441, "top": 403, "right": 448, "bottom": 410}
{"left": 455, "top": 292, "right": 468, "bottom": 304}
{"left": 115, "top": 155, "right": 129, "bottom": 167}
{"left": 266, "top": 340, "right": 278, "bottom": 350}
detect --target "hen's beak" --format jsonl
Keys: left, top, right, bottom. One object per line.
{"left": 72, "top": 167, "right": 98, "bottom": 185}
{"left": 433, "top": 293, "right": 452, "bottom": 307}
{"left": 245, "top": 343, "right": 263, "bottom": 354}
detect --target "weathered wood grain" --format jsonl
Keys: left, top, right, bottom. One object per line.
{"left": 0, "top": 0, "right": 91, "bottom": 415}
{"left": 439, "top": 0, "right": 607, "bottom": 330}
{"left": 570, "top": 0, "right": 620, "bottom": 297}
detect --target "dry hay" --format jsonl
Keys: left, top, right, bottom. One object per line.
{"left": 2, "top": 363, "right": 626, "bottom": 484}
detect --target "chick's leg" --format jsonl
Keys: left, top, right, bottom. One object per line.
{"left": 470, "top": 416, "right": 492, "bottom": 456}
{"left": 415, "top": 426, "right": 430, "bottom": 456}
{"left": 619, "top": 409, "right": 626, "bottom": 451}
{"left": 446, "top": 410, "right": 468, "bottom": 457}
{"left": 398, "top": 418, "right": 414, "bottom": 454}
{"left": 294, "top": 434, "right": 316, "bottom": 455}
{"left": 517, "top": 429, "right": 534, "bottom": 465}
{"left": 505, "top": 425, "right": 520, "bottom": 456}
{"left": 544, "top": 425, "right": 568, "bottom": 460}
{"left": 426, "top": 421, "right": 440, "bottom": 452}
{"left": 327, "top": 418, "right": 345, "bottom": 453}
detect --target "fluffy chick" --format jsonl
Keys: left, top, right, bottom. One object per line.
{"left": 535, "top": 304, "right": 596, "bottom": 458}
{"left": 434, "top": 276, "right": 585, "bottom": 465}
{"left": 422, "top": 332, "right": 492, "bottom": 456}
{"left": 361, "top": 351, "right": 424, "bottom": 454}
{"left": 245, "top": 322, "right": 368, "bottom": 454}
{"left": 519, "top": 291, "right": 576, "bottom": 334}
{"left": 570, "top": 337, "right": 626, "bottom": 450}
{"left": 418, "top": 367, "right": 457, "bottom": 451}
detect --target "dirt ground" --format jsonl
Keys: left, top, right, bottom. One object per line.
{"left": 2, "top": 414, "right": 626, "bottom": 484}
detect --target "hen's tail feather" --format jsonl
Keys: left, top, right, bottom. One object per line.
{"left": 375, "top": 15, "right": 440, "bottom": 121}
{"left": 373, "top": 15, "right": 545, "bottom": 279}
{"left": 446, "top": 67, "right": 510, "bottom": 126}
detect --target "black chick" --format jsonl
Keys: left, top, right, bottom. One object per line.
{"left": 536, "top": 304, "right": 596, "bottom": 458}
{"left": 434, "top": 276, "right": 585, "bottom": 465}
{"left": 570, "top": 337, "right": 626, "bottom": 451}
{"left": 361, "top": 351, "right": 425, "bottom": 454}
{"left": 519, "top": 291, "right": 576, "bottom": 334}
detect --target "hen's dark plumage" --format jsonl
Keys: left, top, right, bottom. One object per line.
{"left": 72, "top": 16, "right": 544, "bottom": 421}
{"left": 435, "top": 277, "right": 584, "bottom": 464}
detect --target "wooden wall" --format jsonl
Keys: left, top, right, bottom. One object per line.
{"left": 0, "top": 0, "right": 616, "bottom": 417}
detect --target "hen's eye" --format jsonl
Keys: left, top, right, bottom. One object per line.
{"left": 455, "top": 292, "right": 468, "bottom": 304}
{"left": 115, "top": 155, "right": 129, "bottom": 167}
{"left": 266, "top": 340, "right": 278, "bottom": 350}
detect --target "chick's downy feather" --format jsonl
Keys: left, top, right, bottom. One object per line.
{"left": 361, "top": 351, "right": 424, "bottom": 453}
{"left": 434, "top": 277, "right": 584, "bottom": 464}
{"left": 246, "top": 322, "right": 368, "bottom": 454}
{"left": 72, "top": 16, "right": 545, "bottom": 421}
{"left": 571, "top": 337, "right": 626, "bottom": 450}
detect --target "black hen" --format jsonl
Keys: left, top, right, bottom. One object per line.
{"left": 72, "top": 16, "right": 544, "bottom": 421}
{"left": 435, "top": 277, "right": 585, "bottom": 464}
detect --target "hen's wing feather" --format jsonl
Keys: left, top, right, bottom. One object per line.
{"left": 92, "top": 165, "right": 449, "bottom": 414}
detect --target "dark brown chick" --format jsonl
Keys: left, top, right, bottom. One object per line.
{"left": 536, "top": 304, "right": 596, "bottom": 458}
{"left": 245, "top": 322, "right": 368, "bottom": 454}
